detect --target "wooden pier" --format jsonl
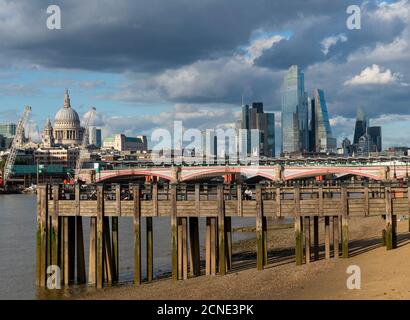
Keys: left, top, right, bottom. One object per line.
{"left": 36, "top": 181, "right": 407, "bottom": 288}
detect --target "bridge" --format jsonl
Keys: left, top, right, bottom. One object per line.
{"left": 79, "top": 158, "right": 410, "bottom": 183}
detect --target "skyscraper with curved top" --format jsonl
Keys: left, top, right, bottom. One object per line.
{"left": 311, "top": 89, "right": 336, "bottom": 152}
{"left": 281, "top": 65, "right": 308, "bottom": 154}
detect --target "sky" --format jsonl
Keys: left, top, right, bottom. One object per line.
{"left": 0, "top": 0, "right": 410, "bottom": 152}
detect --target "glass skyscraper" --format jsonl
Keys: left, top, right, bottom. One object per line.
{"left": 281, "top": 65, "right": 308, "bottom": 154}
{"left": 311, "top": 89, "right": 336, "bottom": 152}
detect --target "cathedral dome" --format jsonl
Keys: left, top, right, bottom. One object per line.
{"left": 55, "top": 106, "right": 80, "bottom": 123}
{"left": 52, "top": 90, "right": 84, "bottom": 146}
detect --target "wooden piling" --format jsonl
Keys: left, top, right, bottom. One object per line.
{"left": 133, "top": 185, "right": 142, "bottom": 285}
{"left": 146, "top": 217, "right": 153, "bottom": 281}
{"left": 304, "top": 216, "right": 311, "bottom": 263}
{"left": 210, "top": 217, "right": 217, "bottom": 275}
{"left": 225, "top": 217, "right": 233, "bottom": 270}
{"left": 103, "top": 217, "right": 114, "bottom": 284}
{"left": 51, "top": 186, "right": 60, "bottom": 271}
{"left": 182, "top": 217, "right": 188, "bottom": 280}
{"left": 333, "top": 216, "right": 339, "bottom": 259}
{"left": 341, "top": 185, "right": 349, "bottom": 258}
{"left": 88, "top": 217, "right": 97, "bottom": 285}
{"left": 170, "top": 184, "right": 178, "bottom": 281}
{"left": 313, "top": 216, "right": 319, "bottom": 261}
{"left": 385, "top": 186, "right": 394, "bottom": 250}
{"left": 37, "top": 185, "right": 48, "bottom": 287}
{"left": 96, "top": 185, "right": 104, "bottom": 289}
{"left": 112, "top": 184, "right": 120, "bottom": 282}
{"left": 294, "top": 185, "right": 303, "bottom": 266}
{"left": 256, "top": 184, "right": 265, "bottom": 270}
{"left": 75, "top": 185, "right": 86, "bottom": 284}
{"left": 189, "top": 217, "right": 200, "bottom": 277}
{"left": 205, "top": 217, "right": 211, "bottom": 275}
{"left": 324, "top": 216, "right": 330, "bottom": 260}
{"left": 217, "top": 184, "right": 226, "bottom": 275}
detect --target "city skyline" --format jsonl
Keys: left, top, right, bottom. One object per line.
{"left": 0, "top": 1, "right": 410, "bottom": 153}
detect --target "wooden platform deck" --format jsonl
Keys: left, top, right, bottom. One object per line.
{"left": 36, "top": 182, "right": 406, "bottom": 289}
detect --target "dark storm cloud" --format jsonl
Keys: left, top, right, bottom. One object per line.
{"left": 0, "top": 0, "right": 347, "bottom": 72}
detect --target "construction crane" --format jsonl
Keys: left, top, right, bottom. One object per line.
{"left": 1, "top": 106, "right": 32, "bottom": 187}
{"left": 72, "top": 107, "right": 96, "bottom": 183}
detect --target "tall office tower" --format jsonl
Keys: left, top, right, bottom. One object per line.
{"left": 89, "top": 126, "right": 102, "bottom": 147}
{"left": 308, "top": 97, "right": 315, "bottom": 152}
{"left": 281, "top": 65, "right": 308, "bottom": 154}
{"left": 311, "top": 89, "right": 336, "bottom": 153}
{"left": 353, "top": 107, "right": 367, "bottom": 145}
{"left": 367, "top": 126, "right": 382, "bottom": 152}
{"left": 241, "top": 102, "right": 275, "bottom": 157}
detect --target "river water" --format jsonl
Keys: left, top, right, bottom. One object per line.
{"left": 0, "top": 194, "right": 258, "bottom": 300}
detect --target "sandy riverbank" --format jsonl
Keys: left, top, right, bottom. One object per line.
{"left": 76, "top": 216, "right": 410, "bottom": 300}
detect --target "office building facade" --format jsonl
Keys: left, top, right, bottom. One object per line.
{"left": 281, "top": 65, "right": 308, "bottom": 154}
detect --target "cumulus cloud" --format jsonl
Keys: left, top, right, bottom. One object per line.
{"left": 344, "top": 64, "right": 400, "bottom": 86}
{"left": 321, "top": 34, "right": 348, "bottom": 55}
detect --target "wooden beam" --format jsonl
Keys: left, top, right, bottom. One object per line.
{"left": 88, "top": 217, "right": 96, "bottom": 285}
{"left": 237, "top": 184, "right": 243, "bottom": 217}
{"left": 75, "top": 185, "right": 86, "bottom": 284}
{"left": 146, "top": 217, "right": 153, "bottom": 281}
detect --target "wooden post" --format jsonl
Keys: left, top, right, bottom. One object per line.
{"left": 133, "top": 185, "right": 142, "bottom": 285}
{"left": 171, "top": 184, "right": 178, "bottom": 281}
{"left": 225, "top": 217, "right": 233, "bottom": 270}
{"left": 313, "top": 216, "right": 319, "bottom": 261}
{"left": 385, "top": 186, "right": 394, "bottom": 250}
{"left": 304, "top": 216, "right": 311, "bottom": 264}
{"left": 103, "top": 217, "right": 114, "bottom": 284}
{"left": 333, "top": 216, "right": 339, "bottom": 259}
{"left": 88, "top": 217, "right": 97, "bottom": 285}
{"left": 341, "top": 185, "right": 349, "bottom": 258}
{"left": 237, "top": 184, "right": 243, "bottom": 216}
{"left": 63, "top": 216, "right": 69, "bottom": 285}
{"left": 364, "top": 185, "right": 369, "bottom": 216}
{"left": 256, "top": 184, "right": 265, "bottom": 270}
{"left": 294, "top": 185, "right": 303, "bottom": 266}
{"left": 189, "top": 217, "right": 201, "bottom": 277}
{"left": 182, "top": 217, "right": 188, "bottom": 280}
{"left": 276, "top": 186, "right": 281, "bottom": 217}
{"left": 75, "top": 185, "right": 86, "bottom": 284}
{"left": 217, "top": 184, "right": 226, "bottom": 275}
{"left": 36, "top": 185, "right": 48, "bottom": 287}
{"left": 51, "top": 186, "right": 60, "bottom": 272}
{"left": 210, "top": 217, "right": 217, "bottom": 275}
{"left": 96, "top": 185, "right": 104, "bottom": 289}
{"left": 112, "top": 184, "right": 120, "bottom": 282}
{"left": 195, "top": 184, "right": 200, "bottom": 217}
{"left": 177, "top": 218, "right": 183, "bottom": 279}
{"left": 205, "top": 217, "right": 211, "bottom": 275}
{"left": 152, "top": 183, "right": 158, "bottom": 216}
{"left": 325, "top": 216, "right": 330, "bottom": 260}
{"left": 146, "top": 217, "right": 153, "bottom": 281}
